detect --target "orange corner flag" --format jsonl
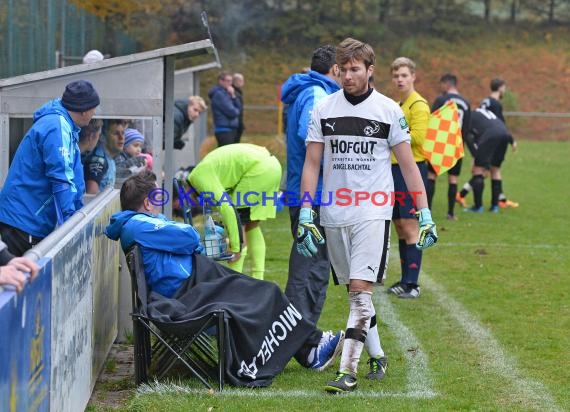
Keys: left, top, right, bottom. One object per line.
{"left": 423, "top": 100, "right": 464, "bottom": 176}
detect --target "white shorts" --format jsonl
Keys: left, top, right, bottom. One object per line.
{"left": 325, "top": 219, "right": 391, "bottom": 285}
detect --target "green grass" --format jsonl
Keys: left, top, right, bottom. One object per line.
{"left": 106, "top": 140, "right": 569, "bottom": 411}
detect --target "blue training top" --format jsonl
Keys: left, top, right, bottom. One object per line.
{"left": 281, "top": 71, "right": 340, "bottom": 204}
{"left": 106, "top": 211, "right": 202, "bottom": 298}
{"left": 0, "top": 98, "right": 84, "bottom": 238}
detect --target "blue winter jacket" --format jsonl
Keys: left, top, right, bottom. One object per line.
{"left": 281, "top": 71, "right": 340, "bottom": 204}
{"left": 105, "top": 211, "right": 203, "bottom": 298}
{"left": 208, "top": 85, "right": 241, "bottom": 131}
{"left": 0, "top": 99, "right": 85, "bottom": 238}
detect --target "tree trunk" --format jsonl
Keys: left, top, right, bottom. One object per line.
{"left": 510, "top": 0, "right": 517, "bottom": 23}
{"left": 379, "top": 0, "right": 390, "bottom": 22}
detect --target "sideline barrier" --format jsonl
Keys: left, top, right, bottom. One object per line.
{"left": 0, "top": 187, "right": 121, "bottom": 412}
{"left": 0, "top": 258, "right": 52, "bottom": 411}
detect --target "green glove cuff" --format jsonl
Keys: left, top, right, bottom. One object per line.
{"left": 416, "top": 208, "right": 434, "bottom": 226}
{"left": 299, "top": 207, "right": 314, "bottom": 224}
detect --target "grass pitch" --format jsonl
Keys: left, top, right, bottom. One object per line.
{"left": 110, "top": 140, "right": 569, "bottom": 412}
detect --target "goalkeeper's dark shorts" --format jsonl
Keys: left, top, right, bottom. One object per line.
{"left": 392, "top": 161, "right": 428, "bottom": 220}
{"left": 237, "top": 207, "right": 251, "bottom": 224}
{"left": 474, "top": 133, "right": 510, "bottom": 169}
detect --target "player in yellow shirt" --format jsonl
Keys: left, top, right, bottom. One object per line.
{"left": 387, "top": 57, "right": 430, "bottom": 299}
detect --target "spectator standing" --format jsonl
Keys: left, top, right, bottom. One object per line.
{"left": 386, "top": 57, "right": 431, "bottom": 299}
{"left": 298, "top": 38, "right": 437, "bottom": 393}
{"left": 233, "top": 73, "right": 245, "bottom": 142}
{"left": 83, "top": 119, "right": 126, "bottom": 193}
{"left": 280, "top": 45, "right": 340, "bottom": 331}
{"left": 79, "top": 118, "right": 103, "bottom": 156}
{"left": 208, "top": 71, "right": 241, "bottom": 147}
{"left": 426, "top": 73, "right": 471, "bottom": 220}
{"left": 173, "top": 95, "right": 208, "bottom": 150}
{"left": 0, "top": 80, "right": 100, "bottom": 255}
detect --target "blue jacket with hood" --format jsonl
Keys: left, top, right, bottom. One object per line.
{"left": 0, "top": 98, "right": 85, "bottom": 238}
{"left": 105, "top": 211, "right": 202, "bottom": 298}
{"left": 281, "top": 71, "right": 340, "bottom": 204}
{"left": 208, "top": 85, "right": 241, "bottom": 132}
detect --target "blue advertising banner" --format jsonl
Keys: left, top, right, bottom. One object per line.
{"left": 0, "top": 258, "right": 51, "bottom": 412}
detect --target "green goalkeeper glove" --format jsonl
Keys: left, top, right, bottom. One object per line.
{"left": 296, "top": 207, "right": 325, "bottom": 258}
{"left": 416, "top": 208, "right": 438, "bottom": 250}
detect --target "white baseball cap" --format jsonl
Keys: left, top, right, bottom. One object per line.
{"left": 82, "top": 50, "right": 105, "bottom": 64}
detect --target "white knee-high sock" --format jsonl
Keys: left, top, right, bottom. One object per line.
{"left": 364, "top": 301, "right": 385, "bottom": 359}
{"left": 338, "top": 291, "right": 372, "bottom": 376}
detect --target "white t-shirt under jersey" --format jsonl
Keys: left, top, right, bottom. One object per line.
{"left": 306, "top": 89, "right": 410, "bottom": 226}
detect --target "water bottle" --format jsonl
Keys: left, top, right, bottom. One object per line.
{"left": 204, "top": 215, "right": 219, "bottom": 257}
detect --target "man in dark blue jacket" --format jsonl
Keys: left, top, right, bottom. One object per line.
{"left": 208, "top": 71, "right": 241, "bottom": 147}
{"left": 0, "top": 80, "right": 100, "bottom": 255}
{"left": 280, "top": 45, "right": 340, "bottom": 335}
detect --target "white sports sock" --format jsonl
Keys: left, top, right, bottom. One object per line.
{"left": 338, "top": 291, "right": 372, "bottom": 376}
{"left": 364, "top": 302, "right": 385, "bottom": 359}
{"left": 306, "top": 347, "right": 316, "bottom": 364}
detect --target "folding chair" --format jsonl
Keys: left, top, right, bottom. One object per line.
{"left": 125, "top": 245, "right": 226, "bottom": 390}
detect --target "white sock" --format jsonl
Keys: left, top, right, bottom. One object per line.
{"left": 306, "top": 332, "right": 329, "bottom": 364}
{"left": 364, "top": 303, "right": 385, "bottom": 359}
{"left": 306, "top": 347, "right": 316, "bottom": 364}
{"left": 338, "top": 291, "right": 372, "bottom": 376}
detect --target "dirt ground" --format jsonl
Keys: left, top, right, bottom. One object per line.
{"left": 87, "top": 344, "right": 135, "bottom": 411}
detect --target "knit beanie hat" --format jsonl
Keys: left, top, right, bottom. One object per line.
{"left": 124, "top": 128, "right": 145, "bottom": 148}
{"left": 61, "top": 80, "right": 100, "bottom": 112}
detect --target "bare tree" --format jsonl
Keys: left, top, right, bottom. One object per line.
{"left": 520, "top": 0, "right": 569, "bottom": 23}
{"left": 379, "top": 0, "right": 391, "bottom": 22}
{"left": 484, "top": 0, "right": 492, "bottom": 20}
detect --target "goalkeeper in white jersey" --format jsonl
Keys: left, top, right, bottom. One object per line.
{"left": 297, "top": 37, "right": 438, "bottom": 393}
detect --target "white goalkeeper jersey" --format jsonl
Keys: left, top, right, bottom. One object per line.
{"left": 306, "top": 89, "right": 410, "bottom": 226}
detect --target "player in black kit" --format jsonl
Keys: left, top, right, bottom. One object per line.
{"left": 457, "top": 78, "right": 519, "bottom": 211}
{"left": 463, "top": 107, "right": 511, "bottom": 212}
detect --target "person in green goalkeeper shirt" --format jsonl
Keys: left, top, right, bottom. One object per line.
{"left": 187, "top": 143, "right": 281, "bottom": 279}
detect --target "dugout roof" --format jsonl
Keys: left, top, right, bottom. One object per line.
{"left": 0, "top": 39, "right": 220, "bottom": 217}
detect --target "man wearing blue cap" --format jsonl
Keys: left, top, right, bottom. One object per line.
{"left": 0, "top": 80, "right": 100, "bottom": 255}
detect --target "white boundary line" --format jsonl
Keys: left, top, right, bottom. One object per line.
{"left": 373, "top": 290, "right": 437, "bottom": 399}
{"left": 436, "top": 242, "right": 568, "bottom": 249}
{"left": 137, "top": 382, "right": 429, "bottom": 399}
{"left": 421, "top": 272, "right": 563, "bottom": 412}
{"left": 134, "top": 272, "right": 561, "bottom": 408}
